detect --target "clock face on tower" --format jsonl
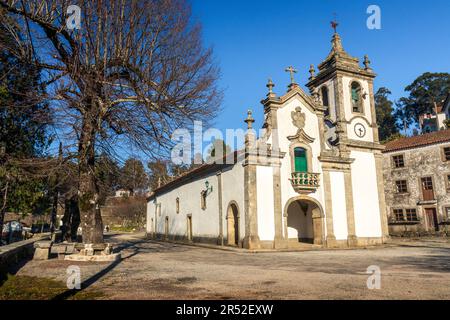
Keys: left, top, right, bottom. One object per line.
{"left": 354, "top": 123, "right": 366, "bottom": 138}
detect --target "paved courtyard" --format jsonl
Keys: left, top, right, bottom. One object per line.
{"left": 14, "top": 233, "right": 450, "bottom": 299}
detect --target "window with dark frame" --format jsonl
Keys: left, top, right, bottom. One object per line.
{"left": 321, "top": 86, "right": 330, "bottom": 117}
{"left": 405, "top": 208, "right": 418, "bottom": 222}
{"left": 444, "top": 147, "right": 450, "bottom": 161}
{"left": 393, "top": 209, "right": 404, "bottom": 221}
{"left": 447, "top": 175, "right": 450, "bottom": 190}
{"left": 350, "top": 82, "right": 363, "bottom": 113}
{"left": 176, "top": 197, "right": 180, "bottom": 214}
{"left": 395, "top": 180, "right": 408, "bottom": 193}
{"left": 392, "top": 155, "right": 405, "bottom": 168}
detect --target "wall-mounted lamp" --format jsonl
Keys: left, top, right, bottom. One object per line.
{"left": 204, "top": 181, "right": 213, "bottom": 196}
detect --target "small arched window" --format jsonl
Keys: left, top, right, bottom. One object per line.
{"left": 294, "top": 147, "right": 308, "bottom": 172}
{"left": 321, "top": 86, "right": 330, "bottom": 117}
{"left": 351, "top": 82, "right": 363, "bottom": 113}
{"left": 176, "top": 197, "right": 180, "bottom": 214}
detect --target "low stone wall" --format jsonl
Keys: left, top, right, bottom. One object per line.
{"left": 0, "top": 233, "right": 50, "bottom": 281}
{"left": 389, "top": 223, "right": 450, "bottom": 237}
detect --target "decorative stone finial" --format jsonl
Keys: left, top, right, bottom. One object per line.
{"left": 363, "top": 55, "right": 372, "bottom": 71}
{"left": 331, "top": 32, "right": 344, "bottom": 52}
{"left": 285, "top": 66, "right": 298, "bottom": 86}
{"left": 266, "top": 78, "right": 275, "bottom": 96}
{"left": 308, "top": 64, "right": 316, "bottom": 80}
{"left": 244, "top": 109, "right": 255, "bottom": 129}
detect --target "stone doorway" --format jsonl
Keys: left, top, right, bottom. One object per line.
{"left": 285, "top": 197, "right": 324, "bottom": 246}
{"left": 226, "top": 202, "right": 239, "bottom": 246}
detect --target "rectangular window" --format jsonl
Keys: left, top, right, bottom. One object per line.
{"left": 393, "top": 209, "right": 404, "bottom": 221}
{"left": 444, "top": 147, "right": 450, "bottom": 161}
{"left": 447, "top": 175, "right": 450, "bottom": 189}
{"left": 392, "top": 155, "right": 405, "bottom": 168}
{"left": 405, "top": 209, "right": 418, "bottom": 222}
{"left": 395, "top": 180, "right": 408, "bottom": 194}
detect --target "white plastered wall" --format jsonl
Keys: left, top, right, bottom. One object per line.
{"left": 256, "top": 165, "right": 275, "bottom": 241}
{"left": 146, "top": 161, "right": 245, "bottom": 242}
{"left": 350, "top": 150, "right": 382, "bottom": 238}
{"left": 329, "top": 171, "right": 348, "bottom": 240}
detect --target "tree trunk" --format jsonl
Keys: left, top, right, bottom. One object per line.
{"left": 78, "top": 116, "right": 103, "bottom": 244}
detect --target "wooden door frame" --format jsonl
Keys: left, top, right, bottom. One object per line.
{"left": 424, "top": 207, "right": 439, "bottom": 232}
{"left": 419, "top": 175, "right": 436, "bottom": 201}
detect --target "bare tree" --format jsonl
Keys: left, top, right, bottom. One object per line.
{"left": 0, "top": 0, "right": 221, "bottom": 244}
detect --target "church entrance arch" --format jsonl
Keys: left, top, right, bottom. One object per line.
{"left": 284, "top": 196, "right": 324, "bottom": 245}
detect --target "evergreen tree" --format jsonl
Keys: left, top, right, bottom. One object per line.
{"left": 374, "top": 87, "right": 399, "bottom": 142}
{"left": 120, "top": 159, "right": 148, "bottom": 196}
{"left": 0, "top": 17, "right": 52, "bottom": 239}
{"left": 399, "top": 72, "right": 450, "bottom": 126}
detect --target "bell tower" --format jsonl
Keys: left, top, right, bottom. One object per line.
{"left": 306, "top": 29, "right": 379, "bottom": 154}
{"left": 306, "top": 23, "right": 389, "bottom": 247}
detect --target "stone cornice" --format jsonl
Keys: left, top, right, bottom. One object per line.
{"left": 319, "top": 154, "right": 355, "bottom": 165}
{"left": 306, "top": 68, "right": 376, "bottom": 90}
{"left": 346, "top": 140, "right": 385, "bottom": 151}
{"left": 261, "top": 85, "right": 327, "bottom": 116}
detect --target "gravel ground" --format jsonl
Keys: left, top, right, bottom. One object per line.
{"left": 14, "top": 233, "right": 450, "bottom": 300}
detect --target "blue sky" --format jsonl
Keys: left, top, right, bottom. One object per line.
{"left": 191, "top": 0, "right": 450, "bottom": 138}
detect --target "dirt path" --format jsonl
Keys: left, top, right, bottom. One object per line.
{"left": 14, "top": 233, "right": 450, "bottom": 299}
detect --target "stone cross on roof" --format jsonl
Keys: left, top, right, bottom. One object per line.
{"left": 331, "top": 13, "right": 339, "bottom": 33}
{"left": 285, "top": 66, "right": 298, "bottom": 85}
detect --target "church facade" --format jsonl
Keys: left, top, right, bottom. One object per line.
{"left": 146, "top": 32, "right": 389, "bottom": 249}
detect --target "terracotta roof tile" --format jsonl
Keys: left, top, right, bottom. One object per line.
{"left": 383, "top": 129, "right": 450, "bottom": 153}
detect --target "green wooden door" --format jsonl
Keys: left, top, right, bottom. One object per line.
{"left": 294, "top": 148, "right": 308, "bottom": 172}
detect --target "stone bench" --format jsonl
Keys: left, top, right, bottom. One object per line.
{"left": 33, "top": 240, "right": 53, "bottom": 260}
{"left": 33, "top": 241, "right": 115, "bottom": 261}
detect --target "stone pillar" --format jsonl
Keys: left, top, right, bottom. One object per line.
{"left": 368, "top": 80, "right": 380, "bottom": 143}
{"left": 334, "top": 75, "right": 349, "bottom": 149}
{"left": 344, "top": 169, "right": 358, "bottom": 246}
{"left": 374, "top": 153, "right": 390, "bottom": 241}
{"left": 312, "top": 208, "right": 324, "bottom": 245}
{"left": 322, "top": 169, "right": 337, "bottom": 247}
{"left": 268, "top": 106, "right": 287, "bottom": 249}
{"left": 243, "top": 110, "right": 260, "bottom": 249}
{"left": 217, "top": 172, "right": 224, "bottom": 246}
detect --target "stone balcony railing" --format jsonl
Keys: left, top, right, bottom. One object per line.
{"left": 290, "top": 172, "right": 320, "bottom": 194}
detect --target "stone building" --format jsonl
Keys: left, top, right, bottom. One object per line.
{"left": 382, "top": 129, "right": 450, "bottom": 236}
{"left": 146, "top": 31, "right": 389, "bottom": 250}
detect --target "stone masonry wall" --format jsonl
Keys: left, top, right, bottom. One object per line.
{"left": 383, "top": 142, "right": 450, "bottom": 236}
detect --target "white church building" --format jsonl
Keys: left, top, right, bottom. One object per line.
{"left": 146, "top": 31, "right": 389, "bottom": 249}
